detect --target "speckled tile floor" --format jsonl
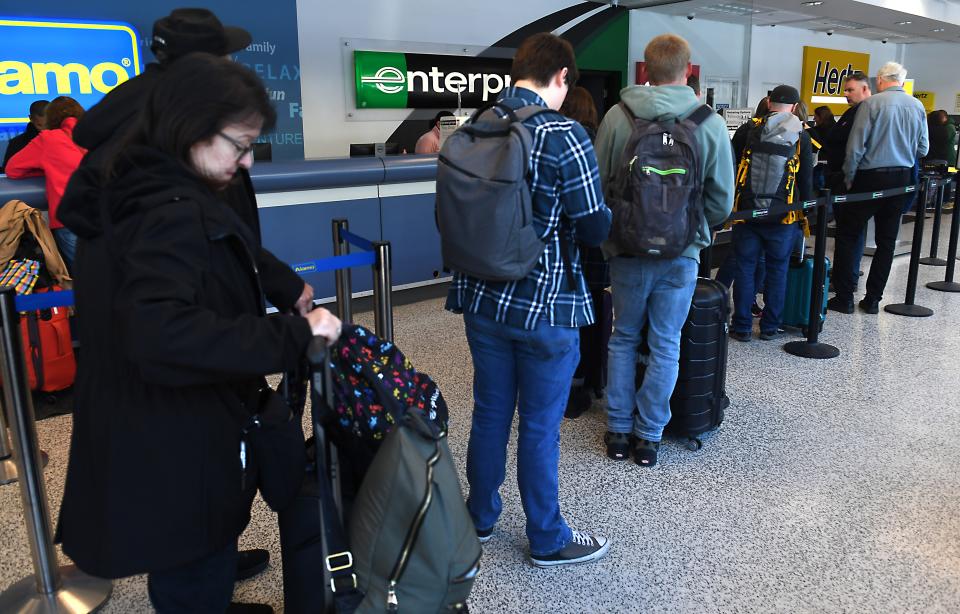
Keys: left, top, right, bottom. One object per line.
{"left": 2, "top": 218, "right": 960, "bottom": 613}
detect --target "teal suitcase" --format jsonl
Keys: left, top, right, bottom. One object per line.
{"left": 782, "top": 255, "right": 830, "bottom": 335}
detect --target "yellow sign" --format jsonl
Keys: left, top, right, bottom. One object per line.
{"left": 800, "top": 46, "right": 870, "bottom": 116}
{"left": 913, "top": 90, "right": 935, "bottom": 113}
{"left": 902, "top": 79, "right": 914, "bottom": 96}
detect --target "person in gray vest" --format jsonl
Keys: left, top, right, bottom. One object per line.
{"left": 594, "top": 34, "right": 733, "bottom": 467}
{"left": 728, "top": 85, "right": 813, "bottom": 342}
{"left": 830, "top": 62, "right": 928, "bottom": 314}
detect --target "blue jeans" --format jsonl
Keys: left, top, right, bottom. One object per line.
{"left": 606, "top": 256, "right": 698, "bottom": 442}
{"left": 732, "top": 223, "right": 795, "bottom": 334}
{"left": 716, "top": 250, "right": 764, "bottom": 291}
{"left": 53, "top": 227, "right": 77, "bottom": 270}
{"left": 463, "top": 311, "right": 578, "bottom": 556}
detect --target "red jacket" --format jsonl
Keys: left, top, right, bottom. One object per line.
{"left": 5, "top": 117, "right": 87, "bottom": 229}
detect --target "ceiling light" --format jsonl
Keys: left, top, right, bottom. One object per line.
{"left": 896, "top": 21, "right": 912, "bottom": 25}
{"left": 932, "top": 28, "right": 945, "bottom": 32}
{"left": 802, "top": 1, "right": 823, "bottom": 6}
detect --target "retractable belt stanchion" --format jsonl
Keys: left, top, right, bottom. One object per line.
{"left": 0, "top": 287, "right": 112, "bottom": 614}
{"left": 785, "top": 191, "right": 840, "bottom": 359}
{"left": 919, "top": 178, "right": 948, "bottom": 266}
{"left": 927, "top": 176, "right": 960, "bottom": 292}
{"left": 372, "top": 241, "right": 394, "bottom": 342}
{"left": 885, "top": 176, "right": 935, "bottom": 317}
{"left": 332, "top": 219, "right": 353, "bottom": 324}
{"left": 0, "top": 398, "right": 18, "bottom": 484}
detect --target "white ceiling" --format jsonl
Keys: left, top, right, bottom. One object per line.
{"left": 591, "top": 0, "right": 960, "bottom": 43}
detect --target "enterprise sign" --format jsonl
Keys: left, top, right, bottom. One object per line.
{"left": 800, "top": 46, "right": 869, "bottom": 115}
{"left": 1, "top": 17, "right": 141, "bottom": 124}
{"left": 354, "top": 50, "right": 512, "bottom": 109}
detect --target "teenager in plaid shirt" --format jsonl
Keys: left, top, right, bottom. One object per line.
{"left": 445, "top": 33, "right": 612, "bottom": 568}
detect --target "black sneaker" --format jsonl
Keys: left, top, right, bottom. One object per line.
{"left": 530, "top": 530, "right": 611, "bottom": 568}
{"left": 235, "top": 548, "right": 269, "bottom": 582}
{"left": 604, "top": 432, "right": 630, "bottom": 460}
{"left": 759, "top": 328, "right": 786, "bottom": 340}
{"left": 827, "top": 296, "right": 854, "bottom": 314}
{"left": 631, "top": 437, "right": 660, "bottom": 467}
{"left": 858, "top": 297, "right": 879, "bottom": 314}
{"left": 476, "top": 526, "right": 493, "bottom": 544}
{"left": 729, "top": 330, "right": 752, "bottom": 342}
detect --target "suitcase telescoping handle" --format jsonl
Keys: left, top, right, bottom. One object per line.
{"left": 305, "top": 336, "right": 364, "bottom": 609}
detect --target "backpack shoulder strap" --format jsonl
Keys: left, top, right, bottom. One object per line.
{"left": 686, "top": 104, "right": 715, "bottom": 128}
{"left": 618, "top": 101, "right": 637, "bottom": 121}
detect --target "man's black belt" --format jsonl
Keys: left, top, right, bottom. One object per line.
{"left": 860, "top": 166, "right": 912, "bottom": 173}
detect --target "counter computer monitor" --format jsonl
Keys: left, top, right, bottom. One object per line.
{"left": 349, "top": 142, "right": 401, "bottom": 157}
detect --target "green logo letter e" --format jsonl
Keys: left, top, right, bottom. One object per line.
{"left": 355, "top": 51, "right": 408, "bottom": 108}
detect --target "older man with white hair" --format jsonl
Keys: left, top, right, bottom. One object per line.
{"left": 829, "top": 61, "right": 928, "bottom": 315}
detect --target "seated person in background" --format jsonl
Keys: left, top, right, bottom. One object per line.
{"left": 5, "top": 96, "right": 86, "bottom": 269}
{"left": 729, "top": 85, "right": 812, "bottom": 342}
{"left": 415, "top": 110, "right": 454, "bottom": 154}
{"left": 55, "top": 54, "right": 342, "bottom": 614}
{"left": 1, "top": 99, "right": 48, "bottom": 172}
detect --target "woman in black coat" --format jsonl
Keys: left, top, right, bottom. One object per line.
{"left": 55, "top": 54, "right": 341, "bottom": 613}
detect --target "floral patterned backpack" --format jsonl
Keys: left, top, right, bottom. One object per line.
{"left": 328, "top": 324, "right": 448, "bottom": 447}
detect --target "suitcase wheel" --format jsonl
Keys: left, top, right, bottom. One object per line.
{"left": 686, "top": 437, "right": 702, "bottom": 452}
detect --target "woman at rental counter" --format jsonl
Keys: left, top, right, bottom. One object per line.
{"left": 54, "top": 54, "right": 341, "bottom": 613}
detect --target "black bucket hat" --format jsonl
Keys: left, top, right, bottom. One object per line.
{"left": 151, "top": 8, "right": 252, "bottom": 63}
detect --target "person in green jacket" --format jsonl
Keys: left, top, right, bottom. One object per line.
{"left": 926, "top": 109, "right": 957, "bottom": 165}
{"left": 594, "top": 33, "right": 734, "bottom": 467}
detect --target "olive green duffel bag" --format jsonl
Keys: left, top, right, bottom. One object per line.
{"left": 349, "top": 410, "right": 482, "bottom": 613}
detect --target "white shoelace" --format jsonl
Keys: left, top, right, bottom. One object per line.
{"left": 570, "top": 530, "right": 594, "bottom": 547}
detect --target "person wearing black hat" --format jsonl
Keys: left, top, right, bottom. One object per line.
{"left": 728, "top": 84, "right": 813, "bottom": 342}
{"left": 60, "top": 8, "right": 306, "bottom": 597}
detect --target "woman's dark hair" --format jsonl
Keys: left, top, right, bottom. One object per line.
{"left": 44, "top": 96, "right": 84, "bottom": 130}
{"left": 114, "top": 53, "right": 275, "bottom": 174}
{"left": 511, "top": 33, "right": 579, "bottom": 87}
{"left": 559, "top": 86, "right": 598, "bottom": 132}
{"left": 753, "top": 97, "right": 769, "bottom": 118}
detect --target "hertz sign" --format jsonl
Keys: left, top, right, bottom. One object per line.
{"left": 0, "top": 18, "right": 141, "bottom": 125}
{"left": 800, "top": 46, "right": 870, "bottom": 116}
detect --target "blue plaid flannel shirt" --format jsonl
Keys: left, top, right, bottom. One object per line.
{"left": 445, "top": 87, "right": 610, "bottom": 330}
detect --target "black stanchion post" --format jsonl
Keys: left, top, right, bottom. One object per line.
{"left": 331, "top": 219, "right": 353, "bottom": 324}
{"left": 784, "top": 192, "right": 840, "bottom": 359}
{"left": 372, "top": 241, "right": 394, "bottom": 342}
{"left": 928, "top": 177, "right": 960, "bottom": 292}
{"left": 0, "top": 287, "right": 112, "bottom": 613}
{"left": 920, "top": 179, "right": 948, "bottom": 266}
{"left": 0, "top": 399, "right": 17, "bottom": 484}
{"left": 885, "top": 177, "right": 934, "bottom": 317}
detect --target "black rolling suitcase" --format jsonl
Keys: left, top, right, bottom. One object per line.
{"left": 278, "top": 340, "right": 362, "bottom": 614}
{"left": 666, "top": 277, "right": 730, "bottom": 450}
{"left": 637, "top": 277, "right": 730, "bottom": 450}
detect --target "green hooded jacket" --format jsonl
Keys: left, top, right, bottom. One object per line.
{"left": 594, "top": 84, "right": 734, "bottom": 262}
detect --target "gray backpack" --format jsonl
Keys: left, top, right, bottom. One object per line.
{"left": 735, "top": 112, "right": 803, "bottom": 218}
{"left": 436, "top": 104, "right": 551, "bottom": 281}
{"left": 350, "top": 410, "right": 481, "bottom": 613}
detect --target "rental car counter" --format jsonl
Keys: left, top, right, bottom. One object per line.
{"left": 0, "top": 154, "right": 443, "bottom": 304}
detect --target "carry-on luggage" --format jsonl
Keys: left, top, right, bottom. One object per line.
{"left": 781, "top": 254, "right": 831, "bottom": 335}
{"left": 281, "top": 331, "right": 480, "bottom": 614}
{"left": 637, "top": 277, "right": 730, "bottom": 450}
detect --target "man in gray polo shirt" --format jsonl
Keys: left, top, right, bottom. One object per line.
{"left": 829, "top": 61, "right": 928, "bottom": 315}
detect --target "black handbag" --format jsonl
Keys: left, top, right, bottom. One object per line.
{"left": 241, "top": 384, "right": 307, "bottom": 512}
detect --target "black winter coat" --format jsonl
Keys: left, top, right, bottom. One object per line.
{"left": 72, "top": 62, "right": 303, "bottom": 310}
{"left": 55, "top": 146, "right": 313, "bottom": 578}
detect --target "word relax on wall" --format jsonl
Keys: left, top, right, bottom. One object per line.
{"left": 354, "top": 50, "right": 513, "bottom": 109}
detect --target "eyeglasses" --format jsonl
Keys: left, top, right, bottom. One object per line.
{"left": 218, "top": 131, "right": 256, "bottom": 161}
